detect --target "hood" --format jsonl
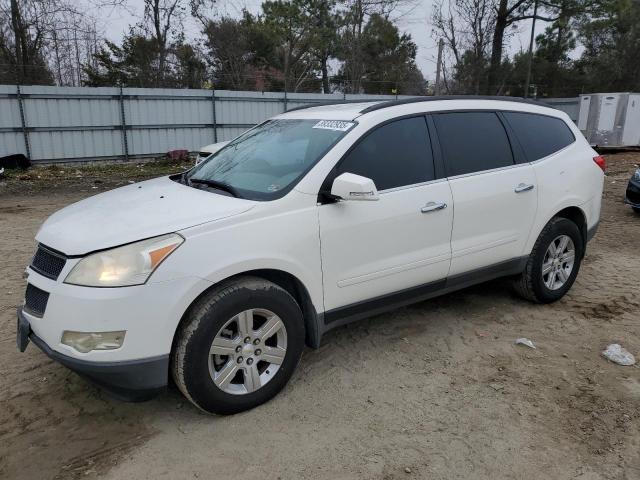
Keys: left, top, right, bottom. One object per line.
{"left": 36, "top": 176, "right": 255, "bottom": 255}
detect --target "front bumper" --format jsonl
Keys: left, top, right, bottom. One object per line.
{"left": 18, "top": 307, "right": 168, "bottom": 401}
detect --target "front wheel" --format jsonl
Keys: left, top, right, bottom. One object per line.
{"left": 513, "top": 217, "right": 583, "bottom": 303}
{"left": 633, "top": 207, "right": 640, "bottom": 215}
{"left": 172, "top": 277, "right": 305, "bottom": 414}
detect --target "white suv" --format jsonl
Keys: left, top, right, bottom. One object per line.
{"left": 18, "top": 97, "right": 604, "bottom": 414}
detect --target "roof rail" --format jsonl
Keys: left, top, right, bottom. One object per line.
{"left": 285, "top": 99, "right": 382, "bottom": 113}
{"left": 359, "top": 95, "right": 544, "bottom": 113}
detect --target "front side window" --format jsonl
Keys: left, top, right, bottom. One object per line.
{"left": 503, "top": 112, "right": 575, "bottom": 161}
{"left": 187, "top": 119, "right": 354, "bottom": 200}
{"left": 434, "top": 112, "right": 515, "bottom": 177}
{"left": 336, "top": 116, "right": 435, "bottom": 191}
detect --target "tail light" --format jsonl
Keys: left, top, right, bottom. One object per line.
{"left": 593, "top": 155, "right": 606, "bottom": 172}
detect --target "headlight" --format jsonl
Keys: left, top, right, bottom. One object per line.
{"left": 64, "top": 233, "right": 184, "bottom": 287}
{"left": 634, "top": 169, "right": 640, "bottom": 181}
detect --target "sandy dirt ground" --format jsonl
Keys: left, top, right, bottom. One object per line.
{"left": 1, "top": 154, "right": 639, "bottom": 480}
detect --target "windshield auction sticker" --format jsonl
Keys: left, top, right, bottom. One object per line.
{"left": 312, "top": 120, "right": 354, "bottom": 131}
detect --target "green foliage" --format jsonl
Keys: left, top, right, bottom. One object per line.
{"left": 359, "top": 14, "right": 424, "bottom": 94}
{"left": 575, "top": 0, "right": 640, "bottom": 92}
{"left": 84, "top": 32, "right": 206, "bottom": 88}
{"left": 336, "top": 12, "right": 425, "bottom": 94}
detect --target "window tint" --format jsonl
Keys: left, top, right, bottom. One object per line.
{"left": 433, "top": 112, "right": 514, "bottom": 176}
{"left": 503, "top": 112, "right": 575, "bottom": 161}
{"left": 337, "top": 116, "right": 434, "bottom": 190}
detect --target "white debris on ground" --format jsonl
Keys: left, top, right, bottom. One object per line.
{"left": 515, "top": 338, "right": 536, "bottom": 349}
{"left": 602, "top": 344, "right": 636, "bottom": 366}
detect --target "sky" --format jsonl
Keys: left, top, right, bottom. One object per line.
{"left": 90, "top": 0, "right": 551, "bottom": 81}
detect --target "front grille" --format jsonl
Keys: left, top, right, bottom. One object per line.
{"left": 31, "top": 244, "right": 67, "bottom": 280}
{"left": 24, "top": 284, "right": 49, "bottom": 318}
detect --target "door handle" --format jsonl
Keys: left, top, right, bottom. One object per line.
{"left": 514, "top": 183, "right": 535, "bottom": 193}
{"left": 421, "top": 201, "right": 447, "bottom": 213}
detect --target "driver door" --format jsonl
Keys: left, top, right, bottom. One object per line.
{"left": 318, "top": 116, "right": 453, "bottom": 314}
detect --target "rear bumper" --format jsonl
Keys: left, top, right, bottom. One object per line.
{"left": 18, "top": 307, "right": 168, "bottom": 402}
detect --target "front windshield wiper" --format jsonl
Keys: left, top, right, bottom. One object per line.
{"left": 189, "top": 178, "right": 241, "bottom": 198}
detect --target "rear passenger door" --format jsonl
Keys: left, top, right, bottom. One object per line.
{"left": 432, "top": 111, "right": 538, "bottom": 276}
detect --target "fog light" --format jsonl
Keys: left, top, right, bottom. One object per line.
{"left": 61, "top": 331, "right": 126, "bottom": 353}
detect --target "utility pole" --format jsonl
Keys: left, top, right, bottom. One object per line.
{"left": 524, "top": 0, "right": 539, "bottom": 98}
{"left": 435, "top": 38, "right": 444, "bottom": 95}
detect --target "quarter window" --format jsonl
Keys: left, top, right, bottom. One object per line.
{"left": 503, "top": 112, "right": 575, "bottom": 161}
{"left": 433, "top": 112, "right": 515, "bottom": 177}
{"left": 336, "top": 116, "right": 435, "bottom": 190}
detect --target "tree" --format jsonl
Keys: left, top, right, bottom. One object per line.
{"left": 261, "top": 0, "right": 320, "bottom": 92}
{"left": 85, "top": 34, "right": 159, "bottom": 87}
{"left": 171, "top": 40, "right": 207, "bottom": 88}
{"left": 84, "top": 30, "right": 205, "bottom": 88}
{"left": 336, "top": 0, "right": 405, "bottom": 93}
{"left": 142, "top": 0, "right": 187, "bottom": 87}
{"left": 202, "top": 12, "right": 278, "bottom": 90}
{"left": 574, "top": 0, "right": 640, "bottom": 92}
{"left": 358, "top": 13, "right": 425, "bottom": 94}
{"left": 307, "top": 0, "right": 338, "bottom": 93}
{"left": 0, "top": 0, "right": 61, "bottom": 84}
{"left": 485, "top": 0, "right": 564, "bottom": 94}
{"left": 432, "top": 0, "right": 495, "bottom": 94}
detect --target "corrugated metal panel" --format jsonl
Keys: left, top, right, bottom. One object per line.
{"left": 541, "top": 97, "right": 580, "bottom": 122}
{"left": 0, "top": 133, "right": 25, "bottom": 157}
{"left": 2, "top": 85, "right": 602, "bottom": 163}
{"left": 0, "top": 85, "right": 28, "bottom": 156}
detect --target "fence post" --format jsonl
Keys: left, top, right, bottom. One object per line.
{"left": 211, "top": 89, "right": 218, "bottom": 143}
{"left": 118, "top": 85, "right": 129, "bottom": 161}
{"left": 283, "top": 89, "right": 288, "bottom": 112}
{"left": 16, "top": 85, "right": 31, "bottom": 160}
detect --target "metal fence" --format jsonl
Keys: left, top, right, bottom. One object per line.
{"left": 0, "top": 85, "right": 408, "bottom": 164}
{"left": 0, "top": 85, "right": 587, "bottom": 164}
{"left": 541, "top": 97, "right": 580, "bottom": 123}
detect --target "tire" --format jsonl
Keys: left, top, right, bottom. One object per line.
{"left": 633, "top": 207, "right": 640, "bottom": 215}
{"left": 513, "top": 217, "right": 584, "bottom": 303}
{"left": 171, "top": 276, "right": 305, "bottom": 415}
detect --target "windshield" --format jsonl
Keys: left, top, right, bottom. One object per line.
{"left": 186, "top": 119, "right": 355, "bottom": 200}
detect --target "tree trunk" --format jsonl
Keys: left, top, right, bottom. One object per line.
{"left": 321, "top": 55, "right": 329, "bottom": 93}
{"left": 10, "top": 0, "right": 24, "bottom": 83}
{"left": 487, "top": 0, "right": 509, "bottom": 95}
{"left": 152, "top": 0, "right": 165, "bottom": 87}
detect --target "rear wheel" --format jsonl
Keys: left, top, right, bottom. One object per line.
{"left": 633, "top": 207, "right": 640, "bottom": 215}
{"left": 172, "top": 277, "right": 305, "bottom": 414}
{"left": 514, "top": 217, "right": 583, "bottom": 303}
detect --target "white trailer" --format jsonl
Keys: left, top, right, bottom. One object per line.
{"left": 576, "top": 92, "right": 640, "bottom": 147}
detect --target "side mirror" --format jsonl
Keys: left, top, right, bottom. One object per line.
{"left": 330, "top": 172, "right": 379, "bottom": 201}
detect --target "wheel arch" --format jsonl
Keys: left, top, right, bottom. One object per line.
{"left": 553, "top": 206, "right": 588, "bottom": 255}
{"left": 171, "top": 269, "right": 322, "bottom": 355}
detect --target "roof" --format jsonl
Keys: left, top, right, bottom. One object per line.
{"left": 278, "top": 96, "right": 558, "bottom": 121}
{"left": 279, "top": 101, "right": 381, "bottom": 120}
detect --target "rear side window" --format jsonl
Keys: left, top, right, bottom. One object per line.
{"left": 433, "top": 112, "right": 514, "bottom": 177}
{"left": 337, "top": 116, "right": 434, "bottom": 190}
{"left": 503, "top": 112, "right": 575, "bottom": 161}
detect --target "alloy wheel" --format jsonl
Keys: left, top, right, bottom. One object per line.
{"left": 208, "top": 308, "right": 287, "bottom": 395}
{"left": 541, "top": 234, "right": 575, "bottom": 291}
